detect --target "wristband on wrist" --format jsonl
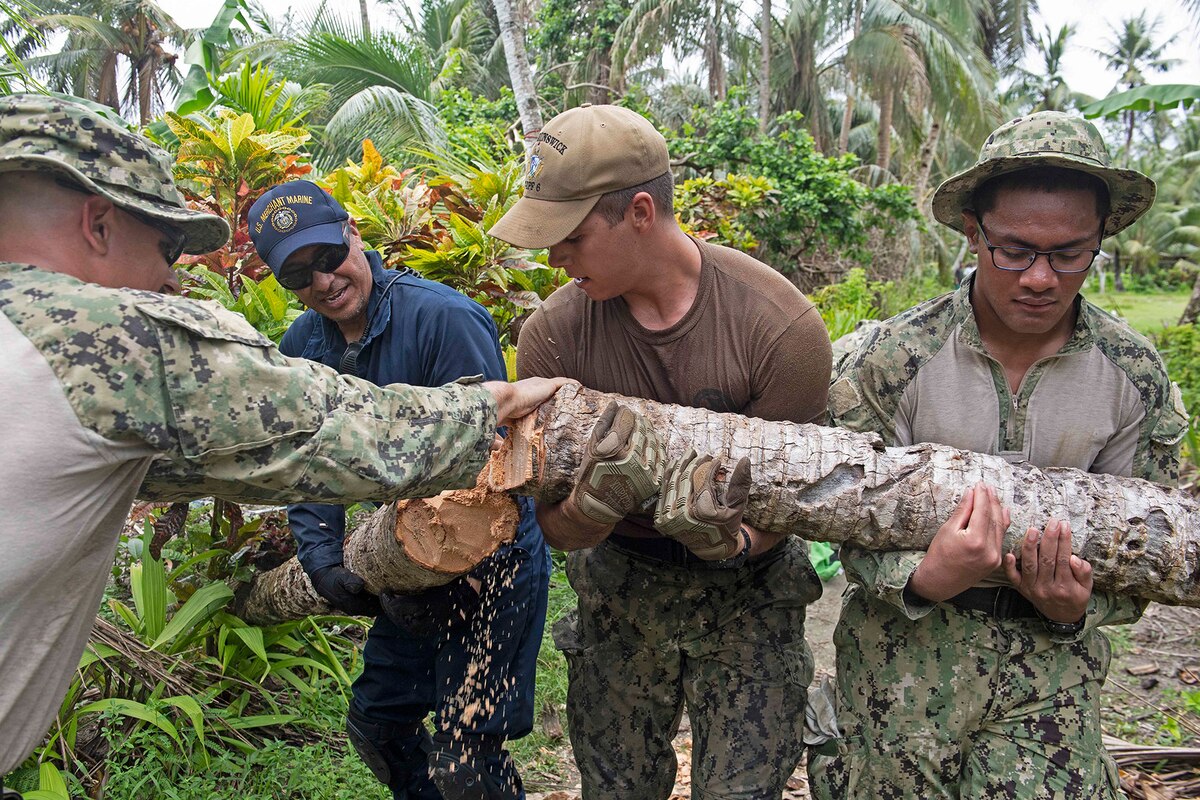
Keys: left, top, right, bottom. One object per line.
{"left": 1041, "top": 613, "right": 1086, "bottom": 636}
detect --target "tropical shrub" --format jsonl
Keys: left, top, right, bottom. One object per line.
{"left": 810, "top": 267, "right": 892, "bottom": 341}
{"left": 675, "top": 173, "right": 776, "bottom": 254}
{"left": 9, "top": 508, "right": 364, "bottom": 795}
{"left": 153, "top": 107, "right": 313, "bottom": 293}
{"left": 665, "top": 94, "right": 920, "bottom": 287}
{"left": 320, "top": 139, "right": 567, "bottom": 348}
{"left": 1155, "top": 323, "right": 1200, "bottom": 469}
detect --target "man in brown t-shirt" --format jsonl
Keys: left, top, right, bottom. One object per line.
{"left": 490, "top": 104, "right": 832, "bottom": 799}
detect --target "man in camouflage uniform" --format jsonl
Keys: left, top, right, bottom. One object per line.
{"left": 808, "top": 112, "right": 1188, "bottom": 798}
{"left": 490, "top": 104, "right": 831, "bottom": 799}
{"left": 0, "top": 93, "right": 566, "bottom": 785}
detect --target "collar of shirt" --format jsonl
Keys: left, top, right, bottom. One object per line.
{"left": 296, "top": 251, "right": 402, "bottom": 362}
{"left": 951, "top": 270, "right": 1098, "bottom": 360}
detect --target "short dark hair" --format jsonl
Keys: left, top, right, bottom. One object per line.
{"left": 971, "top": 167, "right": 1111, "bottom": 220}
{"left": 592, "top": 171, "right": 675, "bottom": 226}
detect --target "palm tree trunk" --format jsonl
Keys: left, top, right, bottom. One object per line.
{"left": 876, "top": 87, "right": 893, "bottom": 171}
{"left": 492, "top": 0, "right": 543, "bottom": 159}
{"left": 490, "top": 385, "right": 1200, "bottom": 608}
{"left": 359, "top": 0, "right": 370, "bottom": 38}
{"left": 705, "top": 13, "right": 726, "bottom": 100}
{"left": 1180, "top": 269, "right": 1200, "bottom": 325}
{"left": 587, "top": 56, "right": 614, "bottom": 105}
{"left": 837, "top": 0, "right": 862, "bottom": 154}
{"left": 912, "top": 118, "right": 942, "bottom": 209}
{"left": 97, "top": 54, "right": 119, "bottom": 112}
{"left": 237, "top": 487, "right": 519, "bottom": 624}
{"left": 245, "top": 383, "right": 1200, "bottom": 620}
{"left": 758, "top": 0, "right": 771, "bottom": 133}
{"left": 137, "top": 60, "right": 153, "bottom": 125}
{"left": 1125, "top": 108, "right": 1135, "bottom": 166}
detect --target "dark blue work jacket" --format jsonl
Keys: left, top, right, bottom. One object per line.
{"left": 279, "top": 251, "right": 507, "bottom": 574}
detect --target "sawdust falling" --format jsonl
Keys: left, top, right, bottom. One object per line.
{"left": 435, "top": 546, "right": 527, "bottom": 796}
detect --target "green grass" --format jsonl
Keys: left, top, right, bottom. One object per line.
{"left": 507, "top": 551, "right": 577, "bottom": 790}
{"left": 1085, "top": 286, "right": 1190, "bottom": 337}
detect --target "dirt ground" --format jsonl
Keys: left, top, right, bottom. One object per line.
{"left": 528, "top": 575, "right": 1200, "bottom": 800}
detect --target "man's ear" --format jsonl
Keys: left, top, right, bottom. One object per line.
{"left": 79, "top": 195, "right": 117, "bottom": 257}
{"left": 627, "top": 191, "right": 656, "bottom": 232}
{"left": 961, "top": 209, "right": 979, "bottom": 254}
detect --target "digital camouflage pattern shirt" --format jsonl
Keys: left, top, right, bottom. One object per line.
{"left": 0, "top": 262, "right": 497, "bottom": 774}
{"left": 828, "top": 275, "right": 1187, "bottom": 628}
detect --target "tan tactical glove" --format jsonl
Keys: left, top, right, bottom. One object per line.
{"left": 564, "top": 401, "right": 667, "bottom": 526}
{"left": 654, "top": 448, "right": 752, "bottom": 561}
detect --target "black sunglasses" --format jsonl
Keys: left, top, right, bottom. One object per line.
{"left": 277, "top": 222, "right": 352, "bottom": 290}
{"left": 55, "top": 177, "right": 188, "bottom": 266}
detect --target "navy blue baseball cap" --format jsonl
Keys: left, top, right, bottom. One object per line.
{"left": 248, "top": 180, "right": 349, "bottom": 272}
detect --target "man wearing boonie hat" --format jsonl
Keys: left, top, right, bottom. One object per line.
{"left": 247, "top": 180, "right": 550, "bottom": 800}
{"left": 0, "top": 93, "right": 566, "bottom": 792}
{"left": 491, "top": 104, "right": 833, "bottom": 798}
{"left": 808, "top": 112, "right": 1188, "bottom": 798}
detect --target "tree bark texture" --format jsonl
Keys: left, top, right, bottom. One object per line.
{"left": 491, "top": 0, "right": 543, "bottom": 160}
{"left": 1180, "top": 269, "right": 1200, "bottom": 325}
{"left": 875, "top": 87, "right": 893, "bottom": 171}
{"left": 488, "top": 383, "right": 1200, "bottom": 608}
{"left": 236, "top": 486, "right": 519, "bottom": 624}
{"left": 758, "top": 0, "right": 771, "bottom": 134}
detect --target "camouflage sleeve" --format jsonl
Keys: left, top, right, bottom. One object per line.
{"left": 130, "top": 298, "right": 497, "bottom": 505}
{"left": 1085, "top": 376, "right": 1187, "bottom": 633}
{"left": 839, "top": 545, "right": 937, "bottom": 619}
{"left": 827, "top": 326, "right": 900, "bottom": 444}
{"left": 1060, "top": 591, "right": 1150, "bottom": 641}
{"left": 828, "top": 326, "right": 934, "bottom": 615}
{"left": 1136, "top": 380, "right": 1187, "bottom": 487}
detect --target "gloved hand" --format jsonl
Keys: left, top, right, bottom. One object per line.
{"left": 564, "top": 401, "right": 667, "bottom": 526}
{"left": 310, "top": 564, "right": 383, "bottom": 616}
{"left": 654, "top": 448, "right": 752, "bottom": 561}
{"left": 379, "top": 576, "right": 481, "bottom": 638}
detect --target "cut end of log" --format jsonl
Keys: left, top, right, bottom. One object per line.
{"left": 487, "top": 406, "right": 544, "bottom": 493}
{"left": 397, "top": 484, "right": 521, "bottom": 575}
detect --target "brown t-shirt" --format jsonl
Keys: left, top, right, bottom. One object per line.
{"left": 516, "top": 238, "right": 832, "bottom": 538}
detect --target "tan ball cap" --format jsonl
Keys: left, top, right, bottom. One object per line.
{"left": 931, "top": 111, "right": 1156, "bottom": 238}
{"left": 488, "top": 104, "right": 670, "bottom": 249}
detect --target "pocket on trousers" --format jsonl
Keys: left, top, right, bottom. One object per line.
{"left": 551, "top": 607, "right": 584, "bottom": 655}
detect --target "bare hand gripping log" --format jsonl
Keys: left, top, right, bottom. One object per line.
{"left": 489, "top": 384, "right": 1200, "bottom": 608}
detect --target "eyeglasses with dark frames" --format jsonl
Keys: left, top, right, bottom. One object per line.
{"left": 55, "top": 177, "right": 188, "bottom": 267}
{"left": 973, "top": 212, "right": 1103, "bottom": 274}
{"left": 276, "top": 222, "right": 352, "bottom": 291}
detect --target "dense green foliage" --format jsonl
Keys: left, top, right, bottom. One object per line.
{"left": 669, "top": 98, "right": 919, "bottom": 275}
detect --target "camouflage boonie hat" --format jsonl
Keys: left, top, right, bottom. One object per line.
{"left": 0, "top": 93, "right": 229, "bottom": 254}
{"left": 932, "top": 111, "right": 1156, "bottom": 238}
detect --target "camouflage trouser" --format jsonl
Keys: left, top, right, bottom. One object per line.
{"left": 553, "top": 537, "right": 821, "bottom": 800}
{"left": 807, "top": 585, "right": 1124, "bottom": 800}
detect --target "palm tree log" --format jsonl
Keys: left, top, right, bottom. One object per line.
{"left": 236, "top": 485, "right": 519, "bottom": 624}
{"left": 487, "top": 384, "right": 1200, "bottom": 608}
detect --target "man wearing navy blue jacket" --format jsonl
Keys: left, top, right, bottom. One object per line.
{"left": 249, "top": 181, "right": 549, "bottom": 800}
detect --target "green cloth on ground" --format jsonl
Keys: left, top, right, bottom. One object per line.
{"left": 809, "top": 541, "right": 841, "bottom": 581}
